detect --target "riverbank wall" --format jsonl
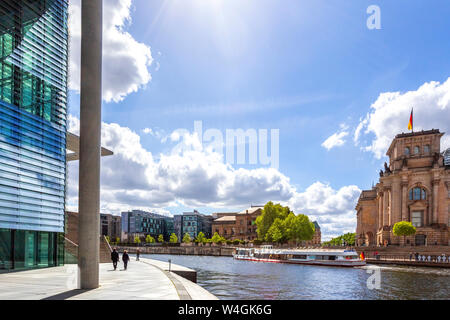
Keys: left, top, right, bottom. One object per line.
{"left": 116, "top": 245, "right": 235, "bottom": 257}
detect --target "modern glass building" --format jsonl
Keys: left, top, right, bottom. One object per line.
{"left": 0, "top": 0, "right": 68, "bottom": 271}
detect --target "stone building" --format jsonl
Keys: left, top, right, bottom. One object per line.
{"left": 303, "top": 221, "right": 321, "bottom": 246}
{"left": 212, "top": 205, "right": 263, "bottom": 241}
{"left": 356, "top": 129, "right": 450, "bottom": 246}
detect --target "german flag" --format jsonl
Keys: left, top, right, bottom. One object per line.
{"left": 408, "top": 109, "right": 413, "bottom": 131}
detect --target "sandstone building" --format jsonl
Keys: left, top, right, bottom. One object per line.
{"left": 356, "top": 129, "right": 450, "bottom": 246}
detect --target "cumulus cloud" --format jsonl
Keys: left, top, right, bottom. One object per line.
{"left": 354, "top": 78, "right": 450, "bottom": 158}
{"left": 67, "top": 115, "right": 360, "bottom": 239}
{"left": 68, "top": 0, "right": 153, "bottom": 102}
{"left": 321, "top": 124, "right": 349, "bottom": 150}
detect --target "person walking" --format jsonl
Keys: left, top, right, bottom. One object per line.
{"left": 111, "top": 248, "right": 119, "bottom": 271}
{"left": 122, "top": 250, "right": 130, "bottom": 270}
{"left": 136, "top": 249, "right": 140, "bottom": 261}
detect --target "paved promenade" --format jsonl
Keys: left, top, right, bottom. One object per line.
{"left": 0, "top": 259, "right": 217, "bottom": 300}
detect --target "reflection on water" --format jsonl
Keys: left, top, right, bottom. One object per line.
{"left": 145, "top": 254, "right": 450, "bottom": 300}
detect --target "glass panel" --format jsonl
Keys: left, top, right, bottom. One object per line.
{"left": 0, "top": 229, "right": 12, "bottom": 270}
{"left": 414, "top": 146, "right": 420, "bottom": 154}
{"left": 412, "top": 212, "right": 423, "bottom": 227}
{"left": 413, "top": 188, "right": 421, "bottom": 200}
{"left": 405, "top": 147, "right": 410, "bottom": 156}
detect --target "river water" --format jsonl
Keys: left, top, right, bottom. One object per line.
{"left": 144, "top": 254, "right": 450, "bottom": 300}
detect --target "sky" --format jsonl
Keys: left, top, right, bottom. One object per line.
{"left": 66, "top": 0, "right": 450, "bottom": 240}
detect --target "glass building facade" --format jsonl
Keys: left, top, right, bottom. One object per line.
{"left": 0, "top": 0, "right": 68, "bottom": 271}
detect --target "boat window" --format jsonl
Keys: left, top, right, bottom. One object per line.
{"left": 292, "top": 255, "right": 307, "bottom": 259}
{"left": 329, "top": 256, "right": 336, "bottom": 260}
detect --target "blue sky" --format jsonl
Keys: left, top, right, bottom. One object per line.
{"left": 67, "top": 0, "right": 450, "bottom": 240}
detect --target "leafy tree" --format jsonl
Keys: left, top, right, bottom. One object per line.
{"left": 116, "top": 237, "right": 120, "bottom": 244}
{"left": 134, "top": 236, "right": 141, "bottom": 244}
{"left": 182, "top": 233, "right": 192, "bottom": 243}
{"left": 169, "top": 233, "right": 178, "bottom": 243}
{"left": 393, "top": 221, "right": 416, "bottom": 245}
{"left": 195, "top": 232, "right": 207, "bottom": 244}
{"left": 322, "top": 233, "right": 356, "bottom": 246}
{"left": 158, "top": 234, "right": 164, "bottom": 243}
{"left": 105, "top": 236, "right": 110, "bottom": 243}
{"left": 255, "top": 202, "right": 292, "bottom": 240}
{"left": 211, "top": 232, "right": 225, "bottom": 244}
{"left": 285, "top": 213, "right": 315, "bottom": 243}
{"left": 146, "top": 235, "right": 155, "bottom": 243}
{"left": 266, "top": 218, "right": 286, "bottom": 243}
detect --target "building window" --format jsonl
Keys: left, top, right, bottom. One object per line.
{"left": 405, "top": 147, "right": 410, "bottom": 156}
{"left": 411, "top": 211, "right": 423, "bottom": 227}
{"left": 414, "top": 146, "right": 420, "bottom": 155}
{"left": 424, "top": 145, "right": 430, "bottom": 154}
{"left": 409, "top": 187, "right": 426, "bottom": 200}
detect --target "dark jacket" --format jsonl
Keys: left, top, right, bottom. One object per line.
{"left": 122, "top": 252, "right": 130, "bottom": 263}
{"left": 111, "top": 251, "right": 119, "bottom": 262}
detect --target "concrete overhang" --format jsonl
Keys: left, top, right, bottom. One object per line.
{"left": 66, "top": 132, "right": 113, "bottom": 162}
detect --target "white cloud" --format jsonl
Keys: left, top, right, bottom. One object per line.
{"left": 68, "top": 0, "right": 153, "bottom": 102}
{"left": 354, "top": 78, "right": 450, "bottom": 158}
{"left": 67, "top": 115, "right": 360, "bottom": 239}
{"left": 321, "top": 124, "right": 349, "bottom": 150}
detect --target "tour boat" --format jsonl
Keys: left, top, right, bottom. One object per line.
{"left": 233, "top": 245, "right": 366, "bottom": 267}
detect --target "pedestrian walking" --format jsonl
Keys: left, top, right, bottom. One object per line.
{"left": 136, "top": 248, "right": 140, "bottom": 261}
{"left": 122, "top": 250, "right": 130, "bottom": 270}
{"left": 111, "top": 248, "right": 119, "bottom": 270}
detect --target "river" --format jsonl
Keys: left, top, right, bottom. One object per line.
{"left": 144, "top": 254, "right": 450, "bottom": 300}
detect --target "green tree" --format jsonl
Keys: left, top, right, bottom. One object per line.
{"left": 284, "top": 213, "right": 315, "bottom": 243}
{"left": 134, "top": 236, "right": 141, "bottom": 244}
{"left": 211, "top": 232, "right": 222, "bottom": 243}
{"left": 105, "top": 235, "right": 110, "bottom": 243}
{"left": 195, "top": 232, "right": 207, "bottom": 244}
{"left": 255, "top": 202, "right": 292, "bottom": 240}
{"left": 169, "top": 233, "right": 178, "bottom": 243}
{"left": 158, "top": 234, "right": 164, "bottom": 243}
{"left": 322, "top": 233, "right": 356, "bottom": 246}
{"left": 115, "top": 237, "right": 120, "bottom": 244}
{"left": 145, "top": 235, "right": 155, "bottom": 244}
{"left": 393, "top": 221, "right": 416, "bottom": 246}
{"left": 182, "top": 233, "right": 192, "bottom": 243}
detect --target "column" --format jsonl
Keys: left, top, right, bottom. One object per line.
{"left": 78, "top": 0, "right": 103, "bottom": 289}
{"left": 401, "top": 182, "right": 408, "bottom": 221}
{"left": 378, "top": 191, "right": 383, "bottom": 230}
{"left": 392, "top": 180, "right": 401, "bottom": 224}
{"left": 432, "top": 179, "right": 440, "bottom": 224}
{"left": 383, "top": 189, "right": 390, "bottom": 226}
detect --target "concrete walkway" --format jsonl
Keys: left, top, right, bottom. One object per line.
{"left": 0, "top": 259, "right": 217, "bottom": 300}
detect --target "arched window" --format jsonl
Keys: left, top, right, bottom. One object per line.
{"left": 405, "top": 147, "right": 410, "bottom": 156}
{"left": 409, "top": 187, "right": 427, "bottom": 201}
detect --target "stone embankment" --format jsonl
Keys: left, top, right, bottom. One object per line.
{"left": 116, "top": 244, "right": 235, "bottom": 257}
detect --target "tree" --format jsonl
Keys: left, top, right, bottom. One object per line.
{"left": 285, "top": 213, "right": 315, "bottom": 243}
{"left": 211, "top": 232, "right": 224, "bottom": 244}
{"left": 322, "top": 233, "right": 356, "bottom": 246}
{"left": 158, "top": 234, "right": 164, "bottom": 243}
{"left": 134, "top": 236, "right": 141, "bottom": 245}
{"left": 145, "top": 235, "right": 155, "bottom": 244}
{"left": 115, "top": 237, "right": 120, "bottom": 244}
{"left": 393, "top": 221, "right": 416, "bottom": 246}
{"left": 105, "top": 235, "right": 110, "bottom": 243}
{"left": 265, "top": 218, "right": 286, "bottom": 243}
{"left": 195, "top": 232, "right": 207, "bottom": 244}
{"left": 255, "top": 202, "right": 292, "bottom": 241}
{"left": 169, "top": 233, "right": 178, "bottom": 243}
{"left": 182, "top": 233, "right": 191, "bottom": 243}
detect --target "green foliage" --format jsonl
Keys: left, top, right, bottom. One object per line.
{"left": 182, "top": 233, "right": 192, "bottom": 243}
{"left": 105, "top": 236, "right": 110, "bottom": 243}
{"left": 134, "top": 236, "right": 141, "bottom": 244}
{"left": 116, "top": 237, "right": 120, "bottom": 244}
{"left": 195, "top": 232, "right": 207, "bottom": 244}
{"left": 393, "top": 221, "right": 416, "bottom": 237}
{"left": 145, "top": 235, "right": 155, "bottom": 243}
{"left": 169, "top": 233, "right": 178, "bottom": 243}
{"left": 252, "top": 239, "right": 263, "bottom": 245}
{"left": 233, "top": 239, "right": 241, "bottom": 245}
{"left": 211, "top": 232, "right": 226, "bottom": 244}
{"left": 255, "top": 202, "right": 315, "bottom": 244}
{"left": 322, "top": 233, "right": 355, "bottom": 246}
{"left": 158, "top": 234, "right": 164, "bottom": 243}
{"left": 226, "top": 240, "right": 233, "bottom": 245}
